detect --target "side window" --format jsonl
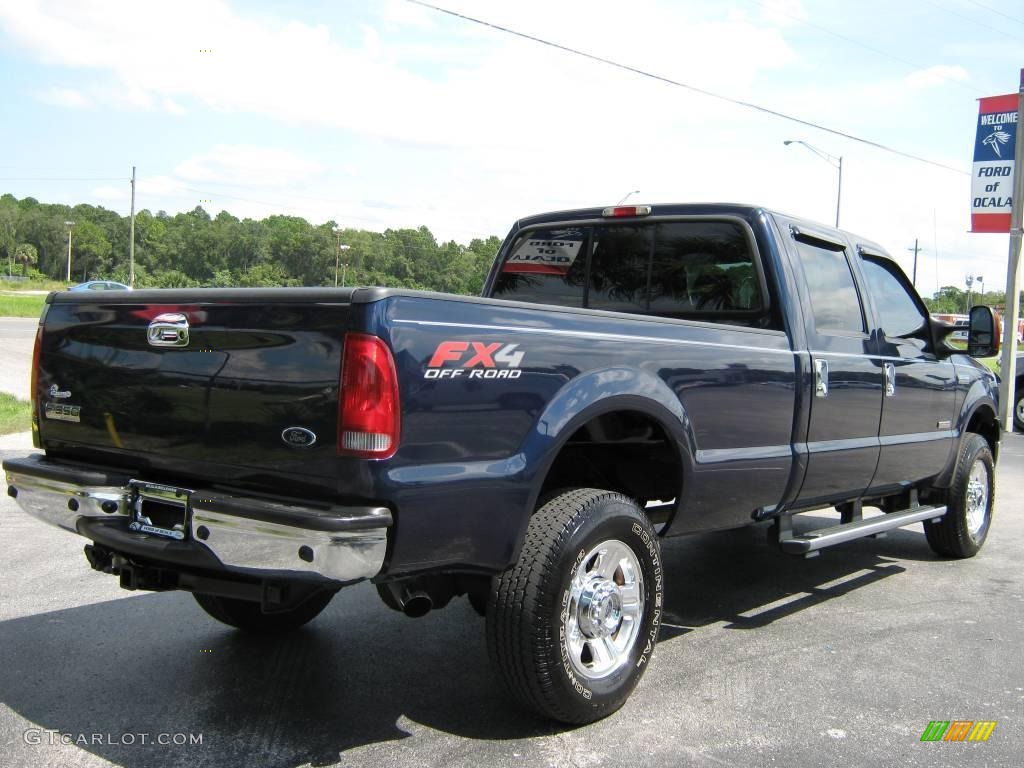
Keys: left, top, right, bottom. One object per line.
{"left": 793, "top": 238, "right": 865, "bottom": 334}
{"left": 492, "top": 228, "right": 588, "bottom": 307}
{"left": 860, "top": 255, "right": 927, "bottom": 338}
{"left": 587, "top": 225, "right": 652, "bottom": 312}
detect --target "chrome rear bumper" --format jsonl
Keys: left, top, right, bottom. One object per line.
{"left": 3, "top": 455, "right": 390, "bottom": 583}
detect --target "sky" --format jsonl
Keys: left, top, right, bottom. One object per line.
{"left": 0, "top": 0, "right": 1020, "bottom": 297}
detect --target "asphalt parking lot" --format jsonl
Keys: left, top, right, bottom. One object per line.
{"left": 0, "top": 321, "right": 1022, "bottom": 767}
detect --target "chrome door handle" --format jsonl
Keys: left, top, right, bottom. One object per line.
{"left": 814, "top": 359, "right": 829, "bottom": 398}
{"left": 884, "top": 363, "right": 895, "bottom": 396}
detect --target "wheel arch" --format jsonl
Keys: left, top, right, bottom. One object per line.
{"left": 509, "top": 367, "right": 694, "bottom": 565}
{"left": 933, "top": 393, "right": 999, "bottom": 489}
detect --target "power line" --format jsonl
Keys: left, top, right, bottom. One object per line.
{"left": 924, "top": 0, "right": 1024, "bottom": 42}
{"left": 963, "top": 0, "right": 1024, "bottom": 27}
{"left": 0, "top": 176, "right": 127, "bottom": 181}
{"left": 746, "top": 0, "right": 988, "bottom": 97}
{"left": 406, "top": 0, "right": 970, "bottom": 176}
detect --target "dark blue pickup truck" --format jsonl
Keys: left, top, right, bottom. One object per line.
{"left": 3, "top": 203, "right": 1003, "bottom": 724}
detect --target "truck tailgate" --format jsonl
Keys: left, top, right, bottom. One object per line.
{"left": 37, "top": 289, "right": 353, "bottom": 490}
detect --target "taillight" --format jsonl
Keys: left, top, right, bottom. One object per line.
{"left": 30, "top": 324, "right": 43, "bottom": 448}
{"left": 338, "top": 333, "right": 400, "bottom": 458}
{"left": 602, "top": 205, "right": 651, "bottom": 218}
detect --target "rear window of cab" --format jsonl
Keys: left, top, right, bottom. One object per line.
{"left": 492, "top": 220, "right": 771, "bottom": 327}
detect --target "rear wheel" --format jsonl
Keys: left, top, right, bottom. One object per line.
{"left": 1014, "top": 387, "right": 1024, "bottom": 432}
{"left": 925, "top": 434, "right": 994, "bottom": 558}
{"left": 193, "top": 590, "right": 335, "bottom": 634}
{"left": 487, "top": 488, "right": 663, "bottom": 724}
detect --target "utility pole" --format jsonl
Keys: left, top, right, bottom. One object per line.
{"left": 129, "top": 166, "right": 136, "bottom": 287}
{"left": 64, "top": 221, "right": 74, "bottom": 282}
{"left": 997, "top": 68, "right": 1024, "bottom": 431}
{"left": 907, "top": 239, "right": 922, "bottom": 287}
{"left": 966, "top": 273, "right": 974, "bottom": 312}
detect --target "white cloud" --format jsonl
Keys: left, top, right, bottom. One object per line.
{"left": 92, "top": 184, "right": 125, "bottom": 201}
{"left": 174, "top": 144, "right": 322, "bottom": 187}
{"left": 905, "top": 64, "right": 969, "bottom": 89}
{"left": 162, "top": 97, "right": 185, "bottom": 115}
{"left": 34, "top": 85, "right": 88, "bottom": 108}
{"left": 0, "top": 0, "right": 797, "bottom": 149}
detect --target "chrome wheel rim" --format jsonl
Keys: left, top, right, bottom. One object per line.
{"left": 965, "top": 460, "right": 990, "bottom": 539}
{"left": 1016, "top": 397, "right": 1024, "bottom": 426}
{"left": 562, "top": 539, "right": 645, "bottom": 681}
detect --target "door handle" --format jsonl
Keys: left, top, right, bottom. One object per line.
{"left": 814, "top": 359, "right": 829, "bottom": 398}
{"left": 884, "top": 363, "right": 896, "bottom": 396}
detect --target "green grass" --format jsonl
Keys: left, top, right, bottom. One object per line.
{"left": 0, "top": 278, "right": 69, "bottom": 292}
{"left": 0, "top": 293, "right": 46, "bottom": 317}
{"left": 0, "top": 393, "right": 32, "bottom": 436}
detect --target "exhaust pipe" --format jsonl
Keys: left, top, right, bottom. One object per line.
{"left": 401, "top": 588, "right": 433, "bottom": 618}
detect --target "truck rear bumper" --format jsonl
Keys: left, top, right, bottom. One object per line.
{"left": 3, "top": 455, "right": 391, "bottom": 584}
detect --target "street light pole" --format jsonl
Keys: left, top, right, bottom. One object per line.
{"left": 333, "top": 227, "right": 351, "bottom": 287}
{"left": 616, "top": 190, "right": 640, "bottom": 205}
{"left": 64, "top": 221, "right": 74, "bottom": 282}
{"left": 783, "top": 140, "right": 843, "bottom": 227}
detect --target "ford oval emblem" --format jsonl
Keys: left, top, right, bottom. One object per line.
{"left": 281, "top": 427, "right": 317, "bottom": 448}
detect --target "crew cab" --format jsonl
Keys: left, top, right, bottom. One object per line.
{"left": 3, "top": 203, "right": 1001, "bottom": 724}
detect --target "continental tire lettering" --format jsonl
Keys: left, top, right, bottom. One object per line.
{"left": 631, "top": 521, "right": 663, "bottom": 669}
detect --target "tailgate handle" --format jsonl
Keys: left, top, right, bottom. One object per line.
{"left": 147, "top": 313, "right": 190, "bottom": 347}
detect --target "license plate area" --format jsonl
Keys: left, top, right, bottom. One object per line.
{"left": 128, "top": 481, "right": 193, "bottom": 541}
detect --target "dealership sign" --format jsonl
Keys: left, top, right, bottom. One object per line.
{"left": 971, "top": 93, "right": 1019, "bottom": 233}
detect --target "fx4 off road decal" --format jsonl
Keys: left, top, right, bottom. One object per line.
{"left": 425, "top": 341, "right": 524, "bottom": 379}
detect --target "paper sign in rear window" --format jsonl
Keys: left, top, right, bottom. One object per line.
{"left": 503, "top": 236, "right": 583, "bottom": 275}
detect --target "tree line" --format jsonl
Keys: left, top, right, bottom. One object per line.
{"left": 1, "top": 193, "right": 1018, "bottom": 314}
{"left": 0, "top": 193, "right": 503, "bottom": 294}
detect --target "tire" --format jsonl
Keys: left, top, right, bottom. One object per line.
{"left": 924, "top": 434, "right": 995, "bottom": 558}
{"left": 1014, "top": 387, "right": 1024, "bottom": 432}
{"left": 486, "top": 488, "right": 663, "bottom": 724}
{"left": 193, "top": 589, "right": 335, "bottom": 634}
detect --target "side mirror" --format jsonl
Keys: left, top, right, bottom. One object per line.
{"left": 967, "top": 305, "right": 1000, "bottom": 358}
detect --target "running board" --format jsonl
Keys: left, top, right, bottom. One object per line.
{"left": 777, "top": 505, "right": 947, "bottom": 556}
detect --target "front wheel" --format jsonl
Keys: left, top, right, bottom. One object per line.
{"left": 486, "top": 488, "right": 663, "bottom": 724}
{"left": 193, "top": 590, "right": 335, "bottom": 634}
{"left": 924, "top": 434, "right": 994, "bottom": 558}
{"left": 1014, "top": 388, "right": 1024, "bottom": 432}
